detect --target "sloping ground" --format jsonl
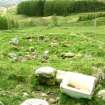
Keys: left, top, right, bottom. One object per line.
{"left": 0, "top": 24, "right": 105, "bottom": 105}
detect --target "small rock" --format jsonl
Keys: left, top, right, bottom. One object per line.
{"left": 42, "top": 50, "right": 49, "bottom": 62}
{"left": 23, "top": 92, "right": 29, "bottom": 97}
{"left": 49, "top": 98, "right": 57, "bottom": 104}
{"left": 21, "top": 99, "right": 49, "bottom": 105}
{"left": 35, "top": 67, "right": 56, "bottom": 78}
{"left": 8, "top": 52, "right": 18, "bottom": 61}
{"left": 50, "top": 42, "right": 59, "bottom": 47}
{"left": 97, "top": 89, "right": 105, "bottom": 100}
{"left": 9, "top": 36, "right": 19, "bottom": 46}
{"left": 61, "top": 52, "right": 75, "bottom": 59}
{"left": 41, "top": 93, "right": 48, "bottom": 97}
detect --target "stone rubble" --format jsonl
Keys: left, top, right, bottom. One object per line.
{"left": 35, "top": 67, "right": 97, "bottom": 99}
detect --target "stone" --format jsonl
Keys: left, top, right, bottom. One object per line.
{"left": 61, "top": 52, "right": 75, "bottom": 59}
{"left": 21, "top": 99, "right": 49, "bottom": 105}
{"left": 60, "top": 72, "right": 97, "bottom": 99}
{"left": 50, "top": 42, "right": 59, "bottom": 47}
{"left": 49, "top": 98, "right": 57, "bottom": 104}
{"left": 8, "top": 52, "right": 18, "bottom": 61}
{"left": 35, "top": 67, "right": 56, "bottom": 85}
{"left": 42, "top": 50, "right": 49, "bottom": 61}
{"left": 41, "top": 93, "right": 48, "bottom": 98}
{"left": 9, "top": 36, "right": 19, "bottom": 46}
{"left": 97, "top": 89, "right": 105, "bottom": 100}
{"left": 23, "top": 92, "right": 29, "bottom": 97}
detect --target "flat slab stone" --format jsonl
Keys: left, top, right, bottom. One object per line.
{"left": 21, "top": 99, "right": 49, "bottom": 105}
{"left": 60, "top": 72, "right": 97, "bottom": 99}
{"left": 35, "top": 67, "right": 56, "bottom": 85}
{"left": 35, "top": 66, "right": 56, "bottom": 78}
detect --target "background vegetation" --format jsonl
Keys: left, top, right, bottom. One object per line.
{"left": 17, "top": 0, "right": 105, "bottom": 16}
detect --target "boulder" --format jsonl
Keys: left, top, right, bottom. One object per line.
{"left": 21, "top": 99, "right": 49, "bottom": 105}
{"left": 97, "top": 89, "right": 105, "bottom": 100}
{"left": 35, "top": 67, "right": 56, "bottom": 85}
{"left": 60, "top": 72, "right": 97, "bottom": 99}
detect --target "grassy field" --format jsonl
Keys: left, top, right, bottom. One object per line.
{"left": 1, "top": 6, "right": 105, "bottom": 105}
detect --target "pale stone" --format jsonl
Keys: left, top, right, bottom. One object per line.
{"left": 8, "top": 52, "right": 18, "bottom": 61}
{"left": 35, "top": 67, "right": 56, "bottom": 85}
{"left": 61, "top": 52, "right": 75, "bottom": 59}
{"left": 97, "top": 89, "right": 105, "bottom": 100}
{"left": 49, "top": 98, "right": 57, "bottom": 104}
{"left": 21, "top": 99, "right": 49, "bottom": 105}
{"left": 9, "top": 37, "right": 19, "bottom": 45}
{"left": 35, "top": 67, "right": 56, "bottom": 78}
{"left": 60, "top": 72, "right": 97, "bottom": 99}
{"left": 42, "top": 50, "right": 49, "bottom": 61}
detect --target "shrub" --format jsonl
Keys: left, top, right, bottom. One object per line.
{"left": 78, "top": 12, "right": 105, "bottom": 21}
{"left": 17, "top": 0, "right": 45, "bottom": 16}
{"left": 0, "top": 15, "right": 19, "bottom": 30}
{"left": 0, "top": 15, "right": 8, "bottom": 29}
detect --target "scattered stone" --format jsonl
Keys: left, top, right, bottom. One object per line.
{"left": 23, "top": 92, "right": 29, "bottom": 98}
{"left": 21, "top": 99, "right": 49, "bottom": 105}
{"left": 35, "top": 67, "right": 56, "bottom": 85}
{"left": 61, "top": 52, "right": 75, "bottom": 59}
{"left": 8, "top": 52, "right": 18, "bottom": 61}
{"left": 41, "top": 93, "right": 48, "bottom": 98}
{"left": 60, "top": 72, "right": 97, "bottom": 99}
{"left": 97, "top": 89, "right": 105, "bottom": 100}
{"left": 42, "top": 50, "right": 49, "bottom": 62}
{"left": 9, "top": 36, "right": 19, "bottom": 46}
{"left": 49, "top": 98, "right": 57, "bottom": 104}
{"left": 50, "top": 42, "right": 59, "bottom": 47}
{"left": 62, "top": 41, "right": 70, "bottom": 47}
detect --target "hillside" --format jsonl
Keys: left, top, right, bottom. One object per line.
{"left": 0, "top": 1, "right": 105, "bottom": 105}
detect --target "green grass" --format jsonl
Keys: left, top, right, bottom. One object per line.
{"left": 1, "top": 6, "right": 105, "bottom": 105}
